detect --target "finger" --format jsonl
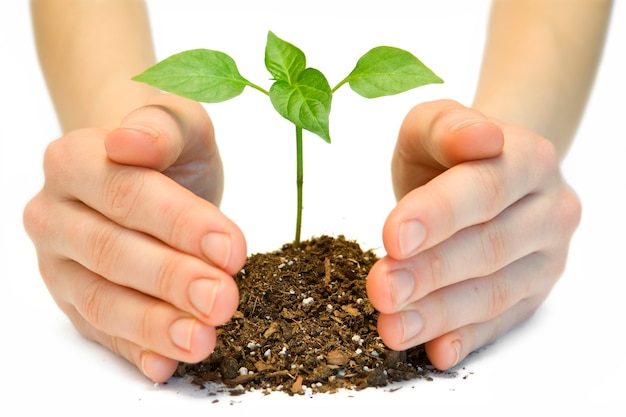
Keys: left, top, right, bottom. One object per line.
{"left": 74, "top": 310, "right": 180, "bottom": 383}
{"left": 104, "top": 93, "right": 217, "bottom": 174}
{"left": 392, "top": 99, "right": 505, "bottom": 199}
{"left": 140, "top": 351, "right": 181, "bottom": 383}
{"left": 383, "top": 124, "right": 559, "bottom": 261}
{"left": 375, "top": 250, "right": 561, "bottom": 351}
{"left": 43, "top": 129, "right": 246, "bottom": 274}
{"left": 368, "top": 190, "right": 551, "bottom": 314}
{"left": 26, "top": 191, "right": 223, "bottom": 382}
{"left": 75, "top": 318, "right": 180, "bottom": 383}
{"left": 424, "top": 297, "right": 542, "bottom": 370}
{"left": 48, "top": 198, "right": 239, "bottom": 325}
{"left": 106, "top": 94, "right": 224, "bottom": 206}
{"left": 78, "top": 316, "right": 185, "bottom": 383}
{"left": 57, "top": 259, "right": 220, "bottom": 365}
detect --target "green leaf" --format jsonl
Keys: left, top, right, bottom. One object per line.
{"left": 337, "top": 46, "right": 443, "bottom": 98}
{"left": 269, "top": 68, "right": 332, "bottom": 143}
{"left": 265, "top": 31, "right": 306, "bottom": 83}
{"left": 132, "top": 49, "right": 251, "bottom": 103}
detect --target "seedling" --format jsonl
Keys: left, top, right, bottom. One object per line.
{"left": 133, "top": 31, "right": 442, "bottom": 246}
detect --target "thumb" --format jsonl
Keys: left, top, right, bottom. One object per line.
{"left": 104, "top": 93, "right": 216, "bottom": 172}
{"left": 392, "top": 99, "right": 504, "bottom": 199}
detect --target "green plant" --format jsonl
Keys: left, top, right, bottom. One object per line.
{"left": 133, "top": 31, "right": 442, "bottom": 247}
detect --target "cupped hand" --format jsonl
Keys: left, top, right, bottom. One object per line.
{"left": 367, "top": 99, "right": 581, "bottom": 370}
{"left": 23, "top": 93, "right": 247, "bottom": 382}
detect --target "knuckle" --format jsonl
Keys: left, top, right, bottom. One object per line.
{"left": 140, "top": 300, "right": 168, "bottom": 347}
{"left": 483, "top": 277, "right": 512, "bottom": 319}
{"left": 85, "top": 222, "right": 126, "bottom": 277}
{"left": 540, "top": 182, "right": 582, "bottom": 249}
{"left": 472, "top": 162, "right": 506, "bottom": 217}
{"left": 482, "top": 315, "right": 505, "bottom": 347}
{"left": 533, "top": 137, "right": 564, "bottom": 193}
{"left": 107, "top": 335, "right": 124, "bottom": 358}
{"left": 102, "top": 167, "right": 147, "bottom": 224}
{"left": 536, "top": 136, "right": 560, "bottom": 173}
{"left": 413, "top": 249, "right": 447, "bottom": 295}
{"left": 431, "top": 290, "right": 451, "bottom": 330}
{"left": 23, "top": 193, "right": 48, "bottom": 240}
{"left": 539, "top": 249, "right": 569, "bottom": 287}
{"left": 35, "top": 255, "right": 67, "bottom": 292}
{"left": 478, "top": 222, "right": 508, "bottom": 269}
{"left": 154, "top": 252, "right": 182, "bottom": 303}
{"left": 161, "top": 199, "right": 193, "bottom": 247}
{"left": 78, "top": 278, "right": 109, "bottom": 331}
{"left": 557, "top": 188, "right": 582, "bottom": 235}
{"left": 42, "top": 137, "right": 71, "bottom": 181}
{"left": 425, "top": 187, "right": 458, "bottom": 234}
{"left": 23, "top": 195, "right": 63, "bottom": 287}
{"left": 63, "top": 302, "right": 106, "bottom": 347}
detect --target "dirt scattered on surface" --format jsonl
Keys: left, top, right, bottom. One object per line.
{"left": 175, "top": 235, "right": 440, "bottom": 395}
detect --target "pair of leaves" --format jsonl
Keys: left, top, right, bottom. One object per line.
{"left": 132, "top": 31, "right": 443, "bottom": 143}
{"left": 265, "top": 32, "right": 332, "bottom": 143}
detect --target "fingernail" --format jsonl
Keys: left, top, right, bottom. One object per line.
{"left": 140, "top": 350, "right": 175, "bottom": 383}
{"left": 388, "top": 269, "right": 414, "bottom": 309}
{"left": 201, "top": 232, "right": 231, "bottom": 269}
{"left": 451, "top": 339, "right": 462, "bottom": 367}
{"left": 401, "top": 310, "right": 424, "bottom": 343}
{"left": 189, "top": 278, "right": 219, "bottom": 316}
{"left": 124, "top": 125, "right": 159, "bottom": 139}
{"left": 399, "top": 220, "right": 426, "bottom": 258}
{"left": 169, "top": 318, "right": 196, "bottom": 351}
{"left": 139, "top": 350, "right": 152, "bottom": 378}
{"left": 450, "top": 119, "right": 486, "bottom": 132}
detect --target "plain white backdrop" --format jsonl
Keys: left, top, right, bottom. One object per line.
{"left": 1, "top": 1, "right": 624, "bottom": 414}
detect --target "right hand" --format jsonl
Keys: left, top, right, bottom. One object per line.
{"left": 23, "top": 93, "right": 247, "bottom": 382}
{"left": 366, "top": 100, "right": 581, "bottom": 369}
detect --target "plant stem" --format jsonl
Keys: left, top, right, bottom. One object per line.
{"left": 246, "top": 81, "right": 270, "bottom": 96}
{"left": 294, "top": 126, "right": 304, "bottom": 247}
{"left": 331, "top": 77, "right": 349, "bottom": 93}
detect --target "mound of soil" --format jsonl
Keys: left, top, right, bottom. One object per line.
{"left": 175, "top": 235, "right": 435, "bottom": 395}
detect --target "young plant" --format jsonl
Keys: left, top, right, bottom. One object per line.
{"left": 133, "top": 31, "right": 442, "bottom": 247}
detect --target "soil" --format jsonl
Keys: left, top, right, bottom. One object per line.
{"left": 175, "top": 235, "right": 439, "bottom": 395}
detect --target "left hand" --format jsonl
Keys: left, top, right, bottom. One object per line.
{"left": 23, "top": 94, "right": 247, "bottom": 382}
{"left": 366, "top": 99, "right": 581, "bottom": 370}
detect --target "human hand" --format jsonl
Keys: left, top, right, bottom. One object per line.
{"left": 23, "top": 93, "right": 247, "bottom": 382}
{"left": 366, "top": 99, "right": 581, "bottom": 370}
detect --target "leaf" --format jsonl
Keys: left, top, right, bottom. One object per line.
{"left": 265, "top": 31, "right": 306, "bottom": 83}
{"left": 338, "top": 46, "right": 443, "bottom": 98}
{"left": 265, "top": 32, "right": 332, "bottom": 143}
{"left": 269, "top": 68, "right": 332, "bottom": 143}
{"left": 132, "top": 49, "right": 251, "bottom": 103}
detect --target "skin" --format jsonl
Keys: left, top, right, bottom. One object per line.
{"left": 28, "top": 0, "right": 247, "bottom": 382}
{"left": 25, "top": 0, "right": 611, "bottom": 382}
{"left": 367, "top": 0, "right": 612, "bottom": 369}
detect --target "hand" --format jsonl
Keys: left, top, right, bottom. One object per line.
{"left": 366, "top": 99, "right": 581, "bottom": 370}
{"left": 23, "top": 93, "right": 247, "bottom": 382}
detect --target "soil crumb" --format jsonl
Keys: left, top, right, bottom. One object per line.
{"left": 175, "top": 235, "right": 437, "bottom": 395}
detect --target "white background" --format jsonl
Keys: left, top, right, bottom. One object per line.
{"left": 1, "top": 1, "right": 624, "bottom": 415}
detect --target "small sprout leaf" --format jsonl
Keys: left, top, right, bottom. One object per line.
{"left": 132, "top": 49, "right": 251, "bottom": 103}
{"left": 265, "top": 31, "right": 306, "bottom": 83}
{"left": 269, "top": 67, "right": 332, "bottom": 143}
{"left": 337, "top": 46, "right": 443, "bottom": 98}
{"left": 131, "top": 33, "right": 443, "bottom": 246}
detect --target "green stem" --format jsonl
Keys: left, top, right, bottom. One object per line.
{"left": 294, "top": 126, "right": 304, "bottom": 247}
{"left": 246, "top": 81, "right": 270, "bottom": 96}
{"left": 331, "top": 76, "right": 350, "bottom": 93}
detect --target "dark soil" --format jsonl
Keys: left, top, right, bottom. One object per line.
{"left": 175, "top": 235, "right": 438, "bottom": 395}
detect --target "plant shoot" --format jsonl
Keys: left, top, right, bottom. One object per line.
{"left": 133, "top": 31, "right": 442, "bottom": 246}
